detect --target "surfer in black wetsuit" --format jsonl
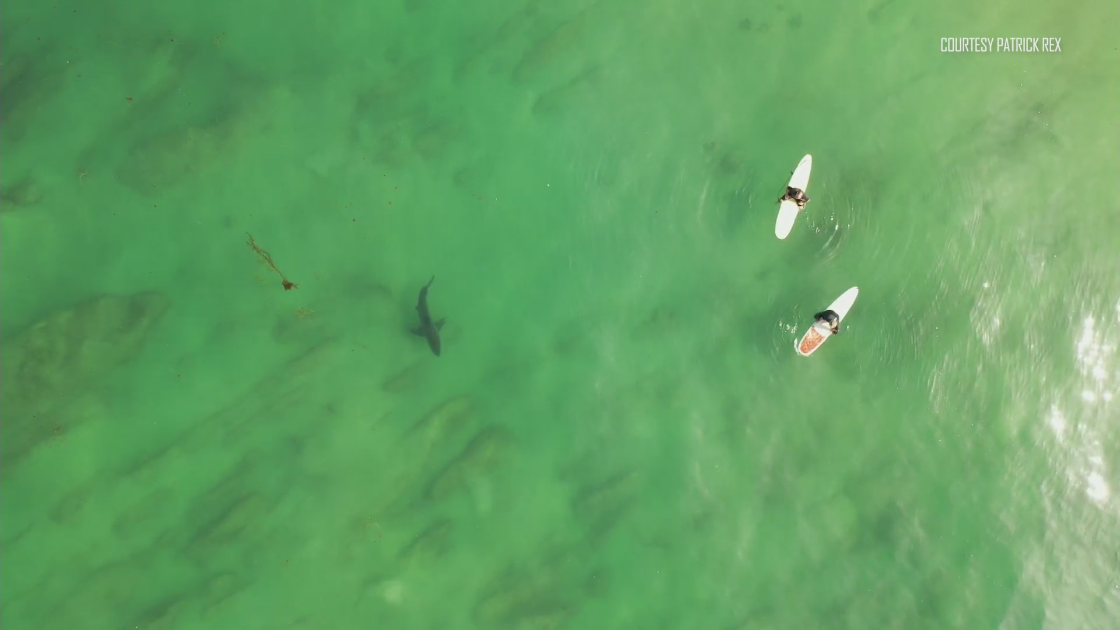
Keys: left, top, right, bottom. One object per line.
{"left": 780, "top": 186, "right": 810, "bottom": 210}
{"left": 813, "top": 309, "right": 841, "bottom": 335}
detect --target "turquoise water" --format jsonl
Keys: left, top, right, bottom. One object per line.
{"left": 2, "top": 0, "right": 1118, "bottom": 628}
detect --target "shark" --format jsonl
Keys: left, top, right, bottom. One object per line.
{"left": 411, "top": 276, "right": 445, "bottom": 357}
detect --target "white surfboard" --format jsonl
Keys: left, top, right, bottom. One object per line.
{"left": 796, "top": 286, "right": 858, "bottom": 357}
{"left": 775, "top": 154, "right": 812, "bottom": 240}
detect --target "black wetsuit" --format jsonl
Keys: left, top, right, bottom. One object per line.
{"left": 813, "top": 309, "right": 840, "bottom": 335}
{"left": 781, "top": 186, "right": 810, "bottom": 207}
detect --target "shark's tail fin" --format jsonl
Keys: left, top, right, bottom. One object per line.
{"left": 426, "top": 275, "right": 435, "bottom": 289}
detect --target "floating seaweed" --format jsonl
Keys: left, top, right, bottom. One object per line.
{"left": 247, "top": 233, "right": 297, "bottom": 291}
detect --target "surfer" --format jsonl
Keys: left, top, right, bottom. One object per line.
{"left": 813, "top": 309, "right": 841, "bottom": 335}
{"left": 780, "top": 186, "right": 810, "bottom": 210}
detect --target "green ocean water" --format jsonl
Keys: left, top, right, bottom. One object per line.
{"left": 1, "top": 0, "right": 1118, "bottom": 627}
